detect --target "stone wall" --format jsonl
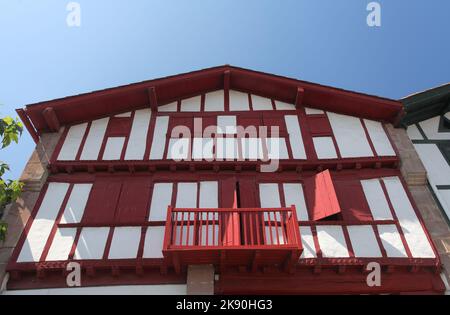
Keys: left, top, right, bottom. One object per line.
{"left": 386, "top": 124, "right": 450, "bottom": 288}
{"left": 0, "top": 129, "right": 62, "bottom": 290}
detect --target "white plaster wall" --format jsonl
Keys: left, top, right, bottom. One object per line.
{"left": 3, "top": 284, "right": 187, "bottom": 295}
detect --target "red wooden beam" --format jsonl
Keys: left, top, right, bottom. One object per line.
{"left": 42, "top": 107, "right": 60, "bottom": 132}
{"left": 224, "top": 70, "right": 230, "bottom": 92}
{"left": 148, "top": 86, "right": 158, "bottom": 112}
{"left": 16, "top": 108, "right": 40, "bottom": 143}
{"left": 295, "top": 87, "right": 305, "bottom": 108}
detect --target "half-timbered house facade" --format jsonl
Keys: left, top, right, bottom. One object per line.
{"left": 2, "top": 66, "right": 446, "bottom": 294}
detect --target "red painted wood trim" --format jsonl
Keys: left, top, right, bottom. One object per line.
{"left": 295, "top": 87, "right": 305, "bottom": 108}
{"left": 42, "top": 107, "right": 60, "bottom": 132}
{"left": 148, "top": 87, "right": 158, "bottom": 112}
{"left": 341, "top": 225, "right": 355, "bottom": 258}
{"left": 16, "top": 108, "right": 40, "bottom": 143}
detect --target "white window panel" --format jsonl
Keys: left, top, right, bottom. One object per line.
{"left": 360, "top": 179, "right": 393, "bottom": 220}
{"left": 251, "top": 95, "right": 273, "bottom": 110}
{"left": 143, "top": 226, "right": 165, "bottom": 258}
{"left": 57, "top": 123, "right": 87, "bottom": 160}
{"left": 217, "top": 116, "right": 237, "bottom": 134}
{"left": 259, "top": 184, "right": 281, "bottom": 208}
{"left": 347, "top": 225, "right": 382, "bottom": 257}
{"left": 327, "top": 112, "right": 373, "bottom": 158}
{"left": 149, "top": 116, "right": 169, "bottom": 160}
{"left": 180, "top": 96, "right": 201, "bottom": 112}
{"left": 108, "top": 227, "right": 141, "bottom": 259}
{"left": 274, "top": 100, "right": 295, "bottom": 110}
{"left": 74, "top": 227, "right": 110, "bottom": 260}
{"left": 149, "top": 183, "right": 173, "bottom": 221}
{"left": 284, "top": 115, "right": 306, "bottom": 159}
{"left": 313, "top": 137, "right": 337, "bottom": 159}
{"left": 414, "top": 143, "right": 450, "bottom": 186}
{"left": 199, "top": 181, "right": 218, "bottom": 208}
{"left": 383, "top": 177, "right": 435, "bottom": 258}
{"left": 60, "top": 183, "right": 92, "bottom": 224}
{"left": 114, "top": 111, "right": 132, "bottom": 117}
{"left": 363, "top": 119, "right": 395, "bottom": 156}
{"left": 229, "top": 90, "right": 250, "bottom": 111}
{"left": 176, "top": 183, "right": 198, "bottom": 208}
{"left": 299, "top": 226, "right": 316, "bottom": 258}
{"left": 17, "top": 183, "right": 70, "bottom": 262}
{"left": 316, "top": 225, "right": 350, "bottom": 258}
{"left": 216, "top": 137, "right": 239, "bottom": 160}
{"left": 125, "top": 109, "right": 152, "bottom": 160}
{"left": 266, "top": 138, "right": 289, "bottom": 159}
{"left": 283, "top": 183, "right": 309, "bottom": 221}
{"left": 80, "top": 117, "right": 109, "bottom": 160}
{"left": 158, "top": 102, "right": 178, "bottom": 112}
{"left": 204, "top": 90, "right": 224, "bottom": 112}
{"left": 377, "top": 224, "right": 408, "bottom": 258}
{"left": 102, "top": 137, "right": 125, "bottom": 160}
{"left": 192, "top": 138, "right": 214, "bottom": 160}
{"left": 240, "top": 138, "right": 264, "bottom": 160}
{"left": 305, "top": 107, "right": 324, "bottom": 115}
{"left": 167, "top": 138, "right": 190, "bottom": 160}
{"left": 46, "top": 228, "right": 77, "bottom": 261}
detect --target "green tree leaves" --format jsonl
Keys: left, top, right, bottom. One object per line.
{"left": 0, "top": 115, "right": 24, "bottom": 241}
{"left": 0, "top": 116, "right": 23, "bottom": 148}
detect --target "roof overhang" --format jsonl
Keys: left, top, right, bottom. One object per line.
{"left": 16, "top": 65, "right": 403, "bottom": 141}
{"left": 401, "top": 83, "right": 450, "bottom": 126}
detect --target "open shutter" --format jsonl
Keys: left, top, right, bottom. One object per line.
{"left": 220, "top": 178, "right": 240, "bottom": 246}
{"left": 304, "top": 170, "right": 341, "bottom": 221}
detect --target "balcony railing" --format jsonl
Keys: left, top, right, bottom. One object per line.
{"left": 162, "top": 206, "right": 303, "bottom": 272}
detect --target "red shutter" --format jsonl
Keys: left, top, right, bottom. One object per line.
{"left": 106, "top": 117, "right": 132, "bottom": 137}
{"left": 114, "top": 177, "right": 152, "bottom": 223}
{"left": 220, "top": 178, "right": 240, "bottom": 246}
{"left": 82, "top": 178, "right": 122, "bottom": 224}
{"left": 304, "top": 170, "right": 341, "bottom": 221}
{"left": 334, "top": 180, "right": 373, "bottom": 221}
{"left": 307, "top": 116, "right": 332, "bottom": 136}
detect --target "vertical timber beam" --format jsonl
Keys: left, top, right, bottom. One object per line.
{"left": 148, "top": 86, "right": 158, "bottom": 112}
{"left": 295, "top": 87, "right": 305, "bottom": 108}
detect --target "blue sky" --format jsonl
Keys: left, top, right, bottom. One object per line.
{"left": 0, "top": 0, "right": 449, "bottom": 179}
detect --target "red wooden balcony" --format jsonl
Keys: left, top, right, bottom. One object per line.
{"left": 162, "top": 206, "right": 303, "bottom": 273}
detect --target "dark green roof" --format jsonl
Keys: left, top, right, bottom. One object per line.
{"left": 401, "top": 83, "right": 450, "bottom": 126}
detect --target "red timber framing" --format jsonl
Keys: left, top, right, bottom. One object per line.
{"left": 10, "top": 66, "right": 445, "bottom": 294}
{"left": 46, "top": 105, "right": 400, "bottom": 175}
{"left": 17, "top": 65, "right": 402, "bottom": 137}
{"left": 6, "top": 168, "right": 443, "bottom": 292}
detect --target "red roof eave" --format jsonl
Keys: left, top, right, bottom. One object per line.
{"left": 16, "top": 65, "right": 403, "bottom": 140}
